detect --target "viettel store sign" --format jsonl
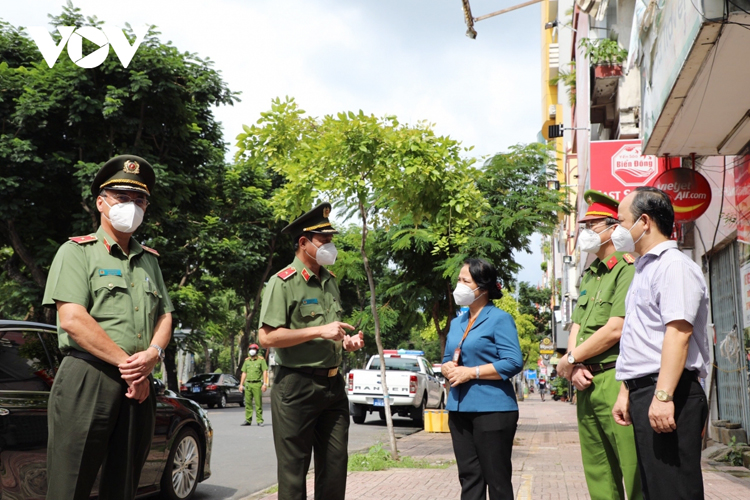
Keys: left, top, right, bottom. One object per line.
{"left": 650, "top": 168, "right": 712, "bottom": 223}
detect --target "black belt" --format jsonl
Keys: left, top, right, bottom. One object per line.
{"left": 623, "top": 369, "right": 699, "bottom": 392}
{"left": 283, "top": 366, "right": 339, "bottom": 377}
{"left": 67, "top": 349, "right": 106, "bottom": 366}
{"left": 582, "top": 361, "right": 617, "bottom": 374}
{"left": 245, "top": 380, "right": 262, "bottom": 383}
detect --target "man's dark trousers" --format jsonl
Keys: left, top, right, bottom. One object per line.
{"left": 628, "top": 371, "right": 707, "bottom": 500}
{"left": 46, "top": 355, "right": 156, "bottom": 500}
{"left": 271, "top": 366, "right": 349, "bottom": 500}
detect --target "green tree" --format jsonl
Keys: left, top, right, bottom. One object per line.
{"left": 518, "top": 282, "right": 553, "bottom": 338}
{"left": 0, "top": 5, "right": 238, "bottom": 390}
{"left": 495, "top": 293, "right": 539, "bottom": 368}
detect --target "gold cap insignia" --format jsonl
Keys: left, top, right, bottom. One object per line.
{"left": 123, "top": 160, "right": 140, "bottom": 175}
{"left": 323, "top": 207, "right": 330, "bottom": 218}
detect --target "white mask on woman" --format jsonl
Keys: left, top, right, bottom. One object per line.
{"left": 103, "top": 199, "right": 144, "bottom": 233}
{"left": 453, "top": 283, "right": 485, "bottom": 306}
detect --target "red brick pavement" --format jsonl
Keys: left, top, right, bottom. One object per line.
{"left": 249, "top": 396, "right": 750, "bottom": 499}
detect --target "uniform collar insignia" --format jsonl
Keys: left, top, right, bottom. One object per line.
{"left": 606, "top": 255, "right": 618, "bottom": 270}
{"left": 301, "top": 268, "right": 311, "bottom": 282}
{"left": 102, "top": 236, "right": 112, "bottom": 254}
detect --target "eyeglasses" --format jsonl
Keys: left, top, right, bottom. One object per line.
{"left": 580, "top": 221, "right": 611, "bottom": 231}
{"left": 104, "top": 192, "right": 150, "bottom": 209}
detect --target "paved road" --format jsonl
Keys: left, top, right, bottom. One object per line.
{"left": 191, "top": 398, "right": 422, "bottom": 500}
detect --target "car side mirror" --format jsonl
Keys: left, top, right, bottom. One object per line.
{"left": 152, "top": 378, "right": 166, "bottom": 395}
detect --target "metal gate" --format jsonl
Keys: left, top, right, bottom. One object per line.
{"left": 709, "top": 242, "right": 750, "bottom": 433}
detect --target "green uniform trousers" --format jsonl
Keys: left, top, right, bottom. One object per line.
{"left": 244, "top": 381, "right": 264, "bottom": 424}
{"left": 576, "top": 368, "right": 642, "bottom": 500}
{"left": 271, "top": 366, "right": 349, "bottom": 500}
{"left": 46, "top": 355, "right": 156, "bottom": 500}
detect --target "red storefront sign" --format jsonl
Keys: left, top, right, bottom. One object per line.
{"left": 590, "top": 140, "right": 666, "bottom": 201}
{"left": 735, "top": 156, "right": 750, "bottom": 244}
{"left": 650, "top": 169, "right": 712, "bottom": 223}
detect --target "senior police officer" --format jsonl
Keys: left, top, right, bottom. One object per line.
{"left": 239, "top": 343, "right": 268, "bottom": 426}
{"left": 259, "top": 202, "right": 365, "bottom": 500}
{"left": 555, "top": 190, "right": 642, "bottom": 500}
{"left": 43, "top": 155, "right": 173, "bottom": 500}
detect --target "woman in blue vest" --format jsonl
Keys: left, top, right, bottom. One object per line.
{"left": 442, "top": 258, "right": 523, "bottom": 500}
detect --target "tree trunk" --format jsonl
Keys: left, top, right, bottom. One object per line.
{"left": 229, "top": 331, "right": 236, "bottom": 374}
{"left": 3, "top": 220, "right": 47, "bottom": 288}
{"left": 203, "top": 342, "right": 211, "bottom": 373}
{"left": 359, "top": 201, "right": 399, "bottom": 460}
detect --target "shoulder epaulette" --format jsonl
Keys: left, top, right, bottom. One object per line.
{"left": 69, "top": 235, "right": 97, "bottom": 245}
{"left": 277, "top": 266, "right": 297, "bottom": 281}
{"left": 623, "top": 253, "right": 636, "bottom": 264}
{"left": 141, "top": 245, "right": 160, "bottom": 256}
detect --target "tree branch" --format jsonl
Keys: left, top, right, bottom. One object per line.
{"left": 3, "top": 220, "right": 47, "bottom": 288}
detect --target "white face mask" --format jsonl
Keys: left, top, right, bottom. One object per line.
{"left": 453, "top": 283, "right": 486, "bottom": 306}
{"left": 577, "top": 225, "right": 613, "bottom": 253}
{"left": 249, "top": 349, "right": 258, "bottom": 357}
{"left": 612, "top": 218, "right": 645, "bottom": 253}
{"left": 103, "top": 199, "right": 144, "bottom": 233}
{"left": 306, "top": 240, "right": 338, "bottom": 266}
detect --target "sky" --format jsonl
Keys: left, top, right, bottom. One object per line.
{"left": 4, "top": 0, "right": 545, "bottom": 286}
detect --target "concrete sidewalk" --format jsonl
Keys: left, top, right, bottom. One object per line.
{"left": 251, "top": 397, "right": 750, "bottom": 499}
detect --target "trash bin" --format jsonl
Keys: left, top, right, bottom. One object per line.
{"left": 423, "top": 409, "right": 450, "bottom": 433}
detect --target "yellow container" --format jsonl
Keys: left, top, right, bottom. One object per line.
{"left": 423, "top": 409, "right": 450, "bottom": 433}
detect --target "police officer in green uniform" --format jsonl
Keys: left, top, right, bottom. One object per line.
{"left": 556, "top": 190, "right": 642, "bottom": 500}
{"left": 42, "top": 155, "right": 174, "bottom": 500}
{"left": 240, "top": 343, "right": 268, "bottom": 426}
{"left": 259, "top": 202, "right": 365, "bottom": 500}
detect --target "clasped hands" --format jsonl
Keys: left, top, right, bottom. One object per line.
{"left": 320, "top": 321, "right": 365, "bottom": 352}
{"left": 558, "top": 358, "right": 593, "bottom": 391}
{"left": 119, "top": 348, "right": 160, "bottom": 403}
{"left": 441, "top": 361, "right": 474, "bottom": 387}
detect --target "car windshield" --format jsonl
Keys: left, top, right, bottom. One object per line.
{"left": 369, "top": 357, "right": 420, "bottom": 372}
{"left": 188, "top": 374, "right": 220, "bottom": 384}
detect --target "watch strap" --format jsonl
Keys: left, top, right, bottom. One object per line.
{"left": 149, "top": 344, "right": 165, "bottom": 360}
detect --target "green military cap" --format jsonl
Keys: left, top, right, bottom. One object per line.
{"left": 91, "top": 155, "right": 155, "bottom": 197}
{"left": 578, "top": 189, "right": 619, "bottom": 222}
{"left": 281, "top": 202, "right": 339, "bottom": 239}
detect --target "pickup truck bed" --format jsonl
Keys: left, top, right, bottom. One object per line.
{"left": 347, "top": 351, "right": 446, "bottom": 424}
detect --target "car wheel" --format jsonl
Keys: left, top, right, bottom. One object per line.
{"left": 207, "top": 403, "right": 215, "bottom": 409}
{"left": 351, "top": 403, "right": 366, "bottom": 424}
{"left": 218, "top": 394, "right": 227, "bottom": 409}
{"left": 438, "top": 393, "right": 445, "bottom": 410}
{"left": 411, "top": 394, "right": 427, "bottom": 425}
{"left": 161, "top": 427, "right": 202, "bottom": 500}
{"left": 239, "top": 397, "right": 245, "bottom": 407}
{"left": 378, "top": 408, "right": 386, "bottom": 421}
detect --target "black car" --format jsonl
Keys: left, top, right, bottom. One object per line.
{"left": 179, "top": 373, "right": 244, "bottom": 409}
{"left": 0, "top": 320, "right": 213, "bottom": 500}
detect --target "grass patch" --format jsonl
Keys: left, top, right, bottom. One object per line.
{"left": 263, "top": 485, "right": 279, "bottom": 494}
{"left": 348, "top": 443, "right": 454, "bottom": 472}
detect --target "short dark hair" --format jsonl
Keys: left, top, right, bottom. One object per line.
{"left": 293, "top": 231, "right": 316, "bottom": 251}
{"left": 630, "top": 186, "right": 674, "bottom": 236}
{"left": 464, "top": 258, "right": 503, "bottom": 300}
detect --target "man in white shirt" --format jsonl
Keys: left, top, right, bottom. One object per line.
{"left": 612, "top": 186, "right": 710, "bottom": 500}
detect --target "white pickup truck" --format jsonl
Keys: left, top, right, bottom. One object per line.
{"left": 347, "top": 350, "right": 446, "bottom": 424}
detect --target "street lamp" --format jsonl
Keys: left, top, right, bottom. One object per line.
{"left": 547, "top": 180, "right": 560, "bottom": 190}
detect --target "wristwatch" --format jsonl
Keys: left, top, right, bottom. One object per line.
{"left": 149, "top": 344, "right": 165, "bottom": 361}
{"left": 654, "top": 389, "right": 673, "bottom": 402}
{"left": 567, "top": 351, "right": 576, "bottom": 364}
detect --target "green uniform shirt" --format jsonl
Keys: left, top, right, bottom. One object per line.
{"left": 241, "top": 356, "right": 268, "bottom": 382}
{"left": 259, "top": 256, "right": 343, "bottom": 368}
{"left": 42, "top": 226, "right": 174, "bottom": 355}
{"left": 570, "top": 251, "right": 635, "bottom": 365}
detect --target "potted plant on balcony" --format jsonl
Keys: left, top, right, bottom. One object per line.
{"left": 579, "top": 37, "right": 627, "bottom": 78}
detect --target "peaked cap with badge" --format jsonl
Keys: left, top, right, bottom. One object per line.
{"left": 91, "top": 154, "right": 156, "bottom": 197}
{"left": 281, "top": 202, "right": 339, "bottom": 240}
{"left": 578, "top": 189, "right": 619, "bottom": 222}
